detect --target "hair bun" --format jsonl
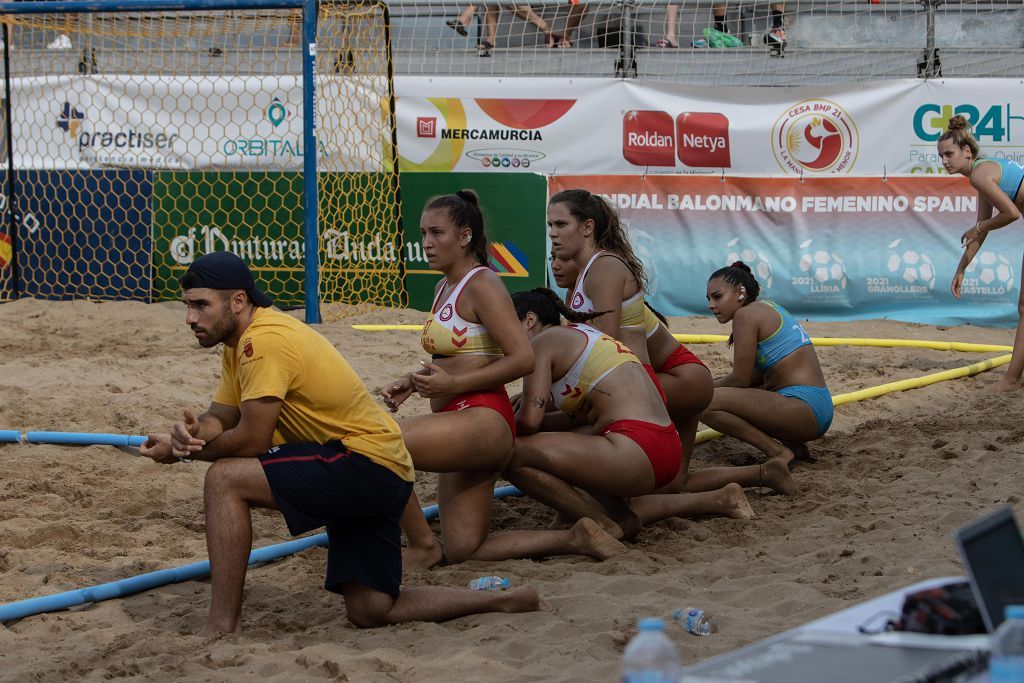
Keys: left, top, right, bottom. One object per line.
{"left": 455, "top": 189, "right": 480, "bottom": 206}
{"left": 947, "top": 115, "right": 971, "bottom": 132}
{"left": 731, "top": 261, "right": 752, "bottom": 273}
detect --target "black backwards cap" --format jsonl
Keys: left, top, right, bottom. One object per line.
{"left": 180, "top": 251, "right": 273, "bottom": 308}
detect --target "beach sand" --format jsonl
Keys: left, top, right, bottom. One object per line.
{"left": 1, "top": 298, "right": 1021, "bottom": 681}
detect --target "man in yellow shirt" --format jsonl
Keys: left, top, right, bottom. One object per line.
{"left": 141, "top": 251, "right": 539, "bottom": 633}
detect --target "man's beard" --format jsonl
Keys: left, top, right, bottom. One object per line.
{"left": 197, "top": 309, "right": 238, "bottom": 348}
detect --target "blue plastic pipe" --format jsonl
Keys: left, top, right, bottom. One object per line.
{"left": 0, "top": 485, "right": 522, "bottom": 622}
{"left": 24, "top": 432, "right": 147, "bottom": 447}
{"left": 0, "top": 430, "right": 21, "bottom": 443}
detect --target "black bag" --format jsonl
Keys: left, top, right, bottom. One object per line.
{"left": 892, "top": 581, "right": 986, "bottom": 636}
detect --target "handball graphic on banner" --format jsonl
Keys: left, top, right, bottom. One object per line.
{"left": 792, "top": 239, "right": 850, "bottom": 306}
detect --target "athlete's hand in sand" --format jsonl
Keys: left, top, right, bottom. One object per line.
{"left": 139, "top": 433, "right": 179, "bottom": 465}
{"left": 951, "top": 269, "right": 965, "bottom": 299}
{"left": 170, "top": 409, "right": 205, "bottom": 458}
{"left": 381, "top": 374, "right": 414, "bottom": 411}
{"left": 410, "top": 360, "right": 456, "bottom": 397}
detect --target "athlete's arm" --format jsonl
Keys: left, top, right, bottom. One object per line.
{"left": 414, "top": 270, "right": 534, "bottom": 396}
{"left": 714, "top": 306, "right": 760, "bottom": 388}
{"left": 188, "top": 396, "right": 282, "bottom": 461}
{"left": 516, "top": 336, "right": 555, "bottom": 435}
{"left": 963, "top": 166, "right": 1017, "bottom": 246}
{"left": 582, "top": 256, "right": 627, "bottom": 339}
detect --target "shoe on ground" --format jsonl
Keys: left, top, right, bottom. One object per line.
{"left": 764, "top": 26, "right": 787, "bottom": 47}
{"left": 47, "top": 34, "right": 72, "bottom": 50}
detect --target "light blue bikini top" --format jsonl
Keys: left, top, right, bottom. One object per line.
{"left": 754, "top": 301, "right": 812, "bottom": 373}
{"left": 973, "top": 157, "right": 1024, "bottom": 201}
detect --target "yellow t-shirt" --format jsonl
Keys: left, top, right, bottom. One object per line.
{"left": 212, "top": 308, "right": 413, "bottom": 482}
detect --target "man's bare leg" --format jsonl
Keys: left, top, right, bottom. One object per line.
{"left": 201, "top": 458, "right": 279, "bottom": 634}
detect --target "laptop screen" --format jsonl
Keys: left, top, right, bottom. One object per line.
{"left": 955, "top": 506, "right": 1024, "bottom": 632}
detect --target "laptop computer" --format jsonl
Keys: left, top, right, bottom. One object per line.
{"left": 953, "top": 505, "right": 1024, "bottom": 633}
{"left": 678, "top": 507, "right": 1024, "bottom": 682}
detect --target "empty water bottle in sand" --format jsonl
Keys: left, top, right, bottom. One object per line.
{"left": 468, "top": 576, "right": 510, "bottom": 591}
{"left": 673, "top": 607, "right": 718, "bottom": 636}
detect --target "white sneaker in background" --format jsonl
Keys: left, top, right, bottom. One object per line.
{"left": 47, "top": 34, "right": 72, "bottom": 50}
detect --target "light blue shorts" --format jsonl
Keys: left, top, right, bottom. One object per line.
{"left": 777, "top": 384, "right": 833, "bottom": 437}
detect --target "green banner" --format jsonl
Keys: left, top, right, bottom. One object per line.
{"left": 153, "top": 171, "right": 545, "bottom": 311}
{"left": 400, "top": 173, "right": 547, "bottom": 310}
{"left": 153, "top": 171, "right": 306, "bottom": 306}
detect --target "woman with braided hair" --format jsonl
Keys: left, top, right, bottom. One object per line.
{"left": 939, "top": 114, "right": 1024, "bottom": 391}
{"left": 701, "top": 262, "right": 831, "bottom": 493}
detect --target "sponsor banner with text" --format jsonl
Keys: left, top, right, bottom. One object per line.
{"left": 400, "top": 173, "right": 547, "bottom": 310}
{"left": 13, "top": 75, "right": 386, "bottom": 171}
{"left": 548, "top": 175, "right": 1016, "bottom": 327}
{"left": 397, "top": 77, "right": 1024, "bottom": 177}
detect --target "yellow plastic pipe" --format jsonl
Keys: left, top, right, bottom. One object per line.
{"left": 694, "top": 353, "right": 1011, "bottom": 444}
{"left": 352, "top": 324, "right": 422, "bottom": 331}
{"left": 351, "top": 325, "right": 1011, "bottom": 353}
{"left": 673, "top": 334, "right": 1012, "bottom": 353}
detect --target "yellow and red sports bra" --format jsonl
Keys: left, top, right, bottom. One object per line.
{"left": 421, "top": 266, "right": 503, "bottom": 357}
{"left": 569, "top": 250, "right": 659, "bottom": 338}
{"left": 551, "top": 323, "right": 639, "bottom": 414}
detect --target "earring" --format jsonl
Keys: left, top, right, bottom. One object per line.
{"left": 738, "top": 295, "right": 745, "bottom": 301}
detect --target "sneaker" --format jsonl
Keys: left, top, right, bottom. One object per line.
{"left": 691, "top": 38, "right": 708, "bottom": 48}
{"left": 764, "top": 26, "right": 787, "bottom": 47}
{"left": 47, "top": 34, "right": 72, "bottom": 50}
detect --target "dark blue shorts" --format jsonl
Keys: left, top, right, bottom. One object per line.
{"left": 259, "top": 441, "right": 413, "bottom": 597}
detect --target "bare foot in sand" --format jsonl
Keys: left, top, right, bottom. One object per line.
{"left": 761, "top": 458, "right": 797, "bottom": 496}
{"left": 403, "top": 540, "right": 443, "bottom": 571}
{"left": 496, "top": 585, "right": 543, "bottom": 613}
{"left": 992, "top": 377, "right": 1022, "bottom": 392}
{"left": 784, "top": 441, "right": 813, "bottom": 467}
{"left": 715, "top": 482, "right": 756, "bottom": 519}
{"left": 570, "top": 518, "right": 628, "bottom": 560}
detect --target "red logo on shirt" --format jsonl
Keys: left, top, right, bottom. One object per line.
{"left": 571, "top": 292, "right": 584, "bottom": 310}
{"left": 439, "top": 303, "right": 453, "bottom": 322}
{"left": 243, "top": 338, "right": 254, "bottom": 358}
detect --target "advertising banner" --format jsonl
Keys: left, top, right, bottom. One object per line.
{"left": 15, "top": 170, "right": 152, "bottom": 300}
{"left": 400, "top": 173, "right": 548, "bottom": 310}
{"left": 152, "top": 171, "right": 306, "bottom": 305}
{"left": 396, "top": 77, "right": 1024, "bottom": 178}
{"left": 548, "top": 175, "right": 1017, "bottom": 327}
{"left": 13, "top": 75, "right": 387, "bottom": 171}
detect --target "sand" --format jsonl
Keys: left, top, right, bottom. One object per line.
{"left": 1, "top": 298, "right": 1021, "bottom": 681}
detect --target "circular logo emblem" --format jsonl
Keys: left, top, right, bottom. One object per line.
{"left": 439, "top": 303, "right": 454, "bottom": 322}
{"left": 772, "top": 99, "right": 859, "bottom": 175}
{"left": 482, "top": 157, "right": 492, "bottom": 167}
{"left": 570, "top": 292, "right": 584, "bottom": 310}
{"left": 522, "top": 159, "right": 531, "bottom": 168}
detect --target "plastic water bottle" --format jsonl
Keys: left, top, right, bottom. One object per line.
{"left": 673, "top": 607, "right": 718, "bottom": 636}
{"left": 621, "top": 618, "right": 681, "bottom": 683}
{"left": 990, "top": 605, "right": 1024, "bottom": 682}
{"left": 468, "top": 576, "right": 510, "bottom": 591}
